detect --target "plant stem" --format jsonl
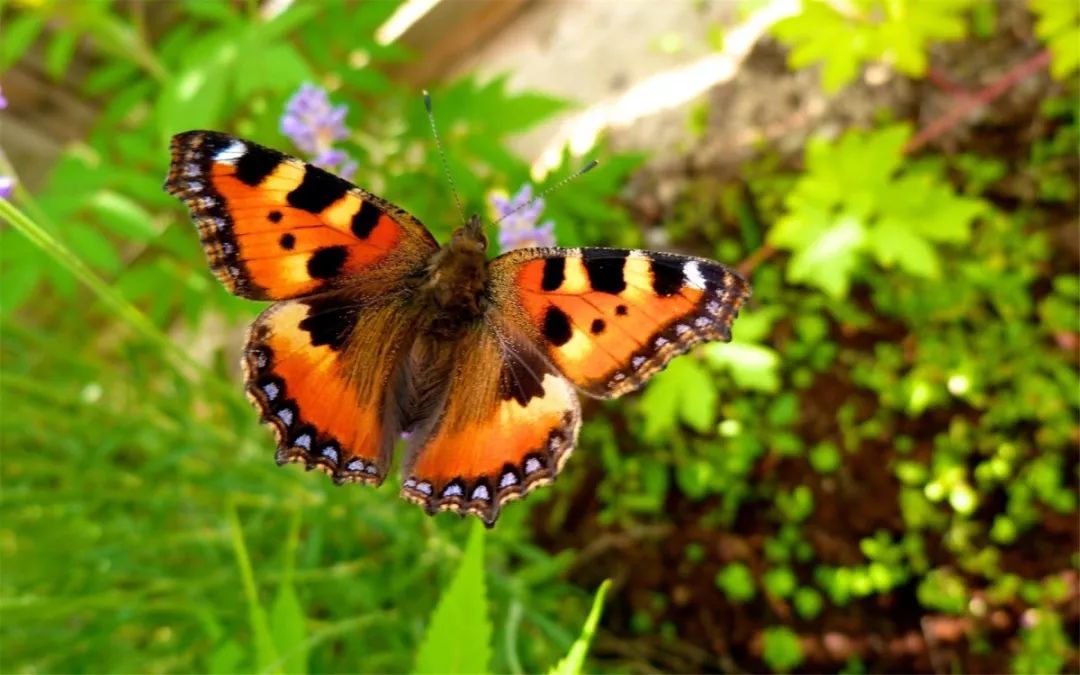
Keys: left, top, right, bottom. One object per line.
{"left": 0, "top": 198, "right": 225, "bottom": 394}
{"left": 906, "top": 49, "right": 1053, "bottom": 154}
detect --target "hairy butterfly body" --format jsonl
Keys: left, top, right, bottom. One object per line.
{"left": 165, "top": 130, "right": 750, "bottom": 525}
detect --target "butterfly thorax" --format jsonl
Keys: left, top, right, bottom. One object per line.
{"left": 417, "top": 215, "right": 490, "bottom": 340}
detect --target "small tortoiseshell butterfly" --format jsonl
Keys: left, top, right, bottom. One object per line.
{"left": 164, "top": 130, "right": 750, "bottom": 525}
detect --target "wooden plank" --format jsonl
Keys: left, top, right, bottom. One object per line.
{"left": 386, "top": 0, "right": 534, "bottom": 85}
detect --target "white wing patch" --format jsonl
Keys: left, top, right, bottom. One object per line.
{"left": 684, "top": 261, "right": 708, "bottom": 290}
{"left": 214, "top": 140, "right": 247, "bottom": 164}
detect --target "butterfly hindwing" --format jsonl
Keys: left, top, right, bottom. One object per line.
{"left": 244, "top": 294, "right": 420, "bottom": 484}
{"left": 165, "top": 131, "right": 438, "bottom": 300}
{"left": 490, "top": 247, "right": 751, "bottom": 398}
{"left": 400, "top": 323, "right": 581, "bottom": 525}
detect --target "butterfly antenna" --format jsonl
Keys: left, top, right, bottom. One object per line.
{"left": 423, "top": 90, "right": 467, "bottom": 226}
{"left": 493, "top": 159, "right": 599, "bottom": 226}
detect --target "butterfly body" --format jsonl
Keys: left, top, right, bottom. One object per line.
{"left": 166, "top": 130, "right": 750, "bottom": 525}
{"left": 416, "top": 216, "right": 491, "bottom": 339}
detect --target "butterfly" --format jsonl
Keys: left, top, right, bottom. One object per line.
{"left": 164, "top": 130, "right": 750, "bottom": 526}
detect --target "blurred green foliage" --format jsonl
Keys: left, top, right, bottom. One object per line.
{"left": 770, "top": 0, "right": 978, "bottom": 92}
{"left": 2, "top": 0, "right": 1077, "bottom": 673}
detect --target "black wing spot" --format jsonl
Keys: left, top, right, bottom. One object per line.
{"left": 351, "top": 201, "right": 382, "bottom": 239}
{"left": 307, "top": 246, "right": 348, "bottom": 279}
{"left": 268, "top": 210, "right": 283, "bottom": 223}
{"left": 287, "top": 167, "right": 349, "bottom": 213}
{"left": 279, "top": 233, "right": 296, "bottom": 250}
{"left": 542, "top": 305, "right": 573, "bottom": 346}
{"left": 234, "top": 146, "right": 282, "bottom": 186}
{"left": 582, "top": 250, "right": 627, "bottom": 294}
{"left": 650, "top": 259, "right": 685, "bottom": 296}
{"left": 616, "top": 304, "right": 628, "bottom": 316}
{"left": 299, "top": 297, "right": 358, "bottom": 350}
{"left": 590, "top": 318, "right": 606, "bottom": 334}
{"left": 541, "top": 257, "right": 566, "bottom": 291}
{"left": 499, "top": 349, "right": 548, "bottom": 407}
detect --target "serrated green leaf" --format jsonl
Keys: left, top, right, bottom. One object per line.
{"left": 869, "top": 219, "right": 940, "bottom": 278}
{"left": 771, "top": 0, "right": 975, "bottom": 91}
{"left": 786, "top": 213, "right": 866, "bottom": 299}
{"left": 414, "top": 521, "right": 491, "bottom": 675}
{"left": 547, "top": 580, "right": 611, "bottom": 675}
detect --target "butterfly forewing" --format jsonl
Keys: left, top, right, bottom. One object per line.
{"left": 489, "top": 247, "right": 751, "bottom": 398}
{"left": 164, "top": 130, "right": 438, "bottom": 300}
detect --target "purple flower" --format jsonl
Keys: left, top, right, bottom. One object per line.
{"left": 0, "top": 176, "right": 14, "bottom": 200}
{"left": 281, "top": 83, "right": 349, "bottom": 156}
{"left": 0, "top": 84, "right": 7, "bottom": 110}
{"left": 313, "top": 148, "right": 357, "bottom": 181}
{"left": 492, "top": 184, "right": 556, "bottom": 252}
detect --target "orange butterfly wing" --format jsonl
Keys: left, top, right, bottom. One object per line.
{"left": 400, "top": 323, "right": 580, "bottom": 525}
{"left": 165, "top": 130, "right": 438, "bottom": 300}
{"left": 490, "top": 247, "right": 751, "bottom": 398}
{"left": 244, "top": 294, "right": 421, "bottom": 484}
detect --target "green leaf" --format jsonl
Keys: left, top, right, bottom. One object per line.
{"left": 679, "top": 361, "right": 718, "bottom": 433}
{"left": 181, "top": 0, "right": 241, "bottom": 23}
{"left": 226, "top": 501, "right": 279, "bottom": 674}
{"left": 715, "top": 563, "right": 756, "bottom": 603}
{"left": 547, "top": 580, "right": 611, "bottom": 675}
{"left": 782, "top": 213, "right": 867, "bottom": 299}
{"left": 868, "top": 218, "right": 940, "bottom": 278}
{"left": 234, "top": 42, "right": 313, "bottom": 99}
{"left": 640, "top": 358, "right": 719, "bottom": 440}
{"left": 703, "top": 342, "right": 782, "bottom": 392}
{"left": 793, "top": 588, "right": 824, "bottom": 620}
{"left": 0, "top": 233, "right": 44, "bottom": 313}
{"left": 763, "top": 567, "right": 797, "bottom": 598}
{"left": 771, "top": 0, "right": 975, "bottom": 91}
{"left": 157, "top": 32, "right": 238, "bottom": 137}
{"left": 67, "top": 224, "right": 122, "bottom": 274}
{"left": 45, "top": 30, "right": 79, "bottom": 80}
{"left": 269, "top": 514, "right": 307, "bottom": 675}
{"left": 1, "top": 13, "right": 45, "bottom": 69}
{"left": 88, "top": 190, "right": 158, "bottom": 241}
{"left": 208, "top": 640, "right": 245, "bottom": 675}
{"left": 762, "top": 626, "right": 804, "bottom": 673}
{"left": 1032, "top": 0, "right": 1080, "bottom": 80}
{"left": 769, "top": 126, "right": 979, "bottom": 298}
{"left": 414, "top": 521, "right": 492, "bottom": 675}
